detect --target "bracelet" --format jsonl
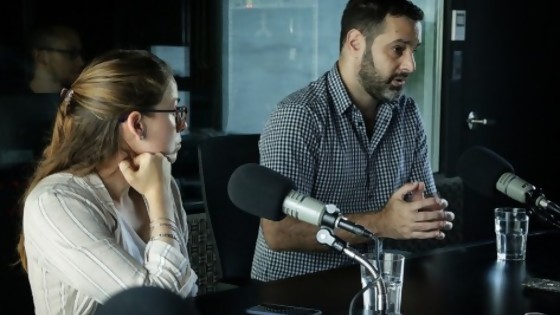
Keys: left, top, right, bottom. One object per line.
{"left": 150, "top": 222, "right": 179, "bottom": 231}
{"left": 150, "top": 218, "right": 176, "bottom": 224}
{"left": 150, "top": 233, "right": 179, "bottom": 242}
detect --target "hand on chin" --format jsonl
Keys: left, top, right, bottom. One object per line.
{"left": 165, "top": 152, "right": 178, "bottom": 164}
{"left": 124, "top": 149, "right": 178, "bottom": 165}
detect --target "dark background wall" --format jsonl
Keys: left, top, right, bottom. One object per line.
{"left": 0, "top": 0, "right": 222, "bottom": 129}
{"left": 439, "top": 0, "right": 558, "bottom": 241}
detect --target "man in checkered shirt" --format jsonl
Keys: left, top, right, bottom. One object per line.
{"left": 251, "top": 0, "right": 455, "bottom": 282}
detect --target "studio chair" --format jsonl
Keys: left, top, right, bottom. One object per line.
{"left": 198, "top": 134, "right": 261, "bottom": 289}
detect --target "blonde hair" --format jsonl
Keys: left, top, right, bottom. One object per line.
{"left": 16, "top": 49, "right": 174, "bottom": 271}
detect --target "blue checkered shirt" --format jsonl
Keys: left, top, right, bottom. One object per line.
{"left": 251, "top": 63, "right": 436, "bottom": 281}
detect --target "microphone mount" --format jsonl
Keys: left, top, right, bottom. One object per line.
{"left": 525, "top": 188, "right": 560, "bottom": 229}
{"left": 315, "top": 228, "right": 387, "bottom": 312}
{"left": 323, "top": 204, "right": 376, "bottom": 239}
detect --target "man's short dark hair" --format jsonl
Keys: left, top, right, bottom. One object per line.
{"left": 339, "top": 0, "right": 424, "bottom": 50}
{"left": 27, "top": 24, "right": 78, "bottom": 52}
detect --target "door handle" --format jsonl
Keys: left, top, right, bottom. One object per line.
{"left": 466, "top": 111, "right": 495, "bottom": 130}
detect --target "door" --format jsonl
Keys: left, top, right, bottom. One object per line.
{"left": 440, "top": 0, "right": 557, "bottom": 242}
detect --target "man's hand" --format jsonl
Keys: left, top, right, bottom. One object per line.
{"left": 372, "top": 182, "right": 454, "bottom": 239}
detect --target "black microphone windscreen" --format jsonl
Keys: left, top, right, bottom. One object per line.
{"left": 228, "top": 163, "right": 294, "bottom": 221}
{"left": 457, "top": 145, "right": 515, "bottom": 198}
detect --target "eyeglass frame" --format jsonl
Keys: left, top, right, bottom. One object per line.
{"left": 118, "top": 107, "right": 189, "bottom": 133}
{"left": 38, "top": 47, "right": 82, "bottom": 60}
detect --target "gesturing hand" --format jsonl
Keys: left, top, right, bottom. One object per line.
{"left": 376, "top": 182, "right": 454, "bottom": 240}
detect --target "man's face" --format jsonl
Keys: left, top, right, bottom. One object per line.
{"left": 358, "top": 15, "right": 421, "bottom": 102}
{"left": 44, "top": 31, "right": 85, "bottom": 86}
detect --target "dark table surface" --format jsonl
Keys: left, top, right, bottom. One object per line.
{"left": 186, "top": 230, "right": 560, "bottom": 315}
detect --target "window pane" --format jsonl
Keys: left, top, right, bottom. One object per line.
{"left": 403, "top": 0, "right": 444, "bottom": 172}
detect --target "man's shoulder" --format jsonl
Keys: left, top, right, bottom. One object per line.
{"left": 392, "top": 95, "right": 421, "bottom": 116}
{"left": 388, "top": 95, "right": 426, "bottom": 134}
{"left": 395, "top": 94, "right": 417, "bottom": 107}
{"left": 276, "top": 72, "right": 331, "bottom": 114}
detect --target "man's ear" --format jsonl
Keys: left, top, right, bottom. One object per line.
{"left": 345, "top": 29, "right": 366, "bottom": 57}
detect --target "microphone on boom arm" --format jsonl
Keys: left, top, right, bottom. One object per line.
{"left": 457, "top": 145, "right": 560, "bottom": 228}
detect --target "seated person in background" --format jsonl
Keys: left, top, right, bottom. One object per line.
{"left": 26, "top": 24, "right": 85, "bottom": 93}
{"left": 17, "top": 49, "right": 197, "bottom": 315}
{"left": 252, "top": 0, "right": 455, "bottom": 282}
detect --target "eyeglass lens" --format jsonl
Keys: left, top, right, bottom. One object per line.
{"left": 176, "top": 108, "right": 188, "bottom": 131}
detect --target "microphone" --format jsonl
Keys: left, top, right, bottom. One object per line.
{"left": 457, "top": 145, "right": 560, "bottom": 221}
{"left": 227, "top": 163, "right": 375, "bottom": 238}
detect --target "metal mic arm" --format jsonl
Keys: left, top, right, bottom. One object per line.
{"left": 526, "top": 188, "right": 560, "bottom": 229}
{"left": 316, "top": 228, "right": 387, "bottom": 312}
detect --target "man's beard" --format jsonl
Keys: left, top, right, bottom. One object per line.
{"left": 358, "top": 50, "right": 405, "bottom": 103}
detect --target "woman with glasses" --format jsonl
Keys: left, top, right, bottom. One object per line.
{"left": 16, "top": 49, "right": 197, "bottom": 315}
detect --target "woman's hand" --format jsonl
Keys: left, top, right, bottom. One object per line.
{"left": 118, "top": 152, "right": 172, "bottom": 200}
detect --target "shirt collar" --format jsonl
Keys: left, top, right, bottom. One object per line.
{"left": 327, "top": 62, "right": 354, "bottom": 116}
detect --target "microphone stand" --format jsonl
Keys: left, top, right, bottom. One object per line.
{"left": 526, "top": 188, "right": 560, "bottom": 229}
{"left": 315, "top": 228, "right": 387, "bottom": 313}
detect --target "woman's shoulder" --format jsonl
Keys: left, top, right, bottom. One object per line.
{"left": 24, "top": 172, "right": 115, "bottom": 225}
{"left": 26, "top": 172, "right": 102, "bottom": 204}
{"left": 32, "top": 172, "right": 82, "bottom": 191}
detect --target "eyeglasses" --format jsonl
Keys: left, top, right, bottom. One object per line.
{"left": 39, "top": 47, "right": 82, "bottom": 60}
{"left": 119, "top": 107, "right": 188, "bottom": 132}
